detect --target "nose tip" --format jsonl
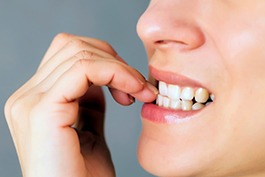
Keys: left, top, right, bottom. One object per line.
{"left": 137, "top": 4, "right": 205, "bottom": 51}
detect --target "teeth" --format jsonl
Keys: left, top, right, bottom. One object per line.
{"left": 159, "top": 81, "right": 168, "bottom": 96}
{"left": 170, "top": 99, "right": 182, "bottom": 110}
{"left": 182, "top": 100, "right": 193, "bottom": 111}
{"left": 156, "top": 81, "right": 214, "bottom": 111}
{"left": 192, "top": 103, "right": 205, "bottom": 110}
{"left": 195, "top": 88, "right": 209, "bottom": 103}
{"left": 168, "top": 84, "right": 181, "bottom": 99}
{"left": 163, "top": 97, "right": 170, "bottom": 108}
{"left": 210, "top": 94, "right": 215, "bottom": 101}
{"left": 156, "top": 94, "right": 163, "bottom": 107}
{"left": 205, "top": 102, "right": 212, "bottom": 106}
{"left": 180, "top": 87, "right": 194, "bottom": 101}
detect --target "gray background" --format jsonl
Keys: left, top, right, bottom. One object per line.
{"left": 0, "top": 1, "right": 155, "bottom": 176}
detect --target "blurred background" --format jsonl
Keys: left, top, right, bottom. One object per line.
{"left": 0, "top": 0, "right": 155, "bottom": 176}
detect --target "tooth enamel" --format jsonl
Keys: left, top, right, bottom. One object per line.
{"left": 192, "top": 103, "right": 205, "bottom": 110}
{"left": 156, "top": 81, "right": 213, "bottom": 111}
{"left": 206, "top": 102, "right": 212, "bottom": 106}
{"left": 156, "top": 94, "right": 163, "bottom": 107}
{"left": 195, "top": 88, "right": 209, "bottom": 103}
{"left": 163, "top": 97, "right": 170, "bottom": 108}
{"left": 159, "top": 81, "right": 168, "bottom": 96}
{"left": 210, "top": 94, "right": 215, "bottom": 101}
{"left": 180, "top": 87, "right": 194, "bottom": 101}
{"left": 168, "top": 84, "right": 181, "bottom": 99}
{"left": 181, "top": 100, "right": 193, "bottom": 111}
{"left": 170, "top": 99, "right": 182, "bottom": 110}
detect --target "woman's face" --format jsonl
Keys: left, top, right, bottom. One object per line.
{"left": 137, "top": 1, "right": 265, "bottom": 176}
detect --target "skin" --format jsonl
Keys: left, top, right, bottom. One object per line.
{"left": 137, "top": 0, "right": 265, "bottom": 177}
{"left": 4, "top": 33, "right": 157, "bottom": 177}
{"left": 4, "top": 0, "right": 265, "bottom": 177}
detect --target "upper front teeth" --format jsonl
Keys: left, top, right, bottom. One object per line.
{"left": 156, "top": 81, "right": 214, "bottom": 111}
{"left": 168, "top": 85, "right": 181, "bottom": 99}
{"left": 181, "top": 87, "right": 194, "bottom": 100}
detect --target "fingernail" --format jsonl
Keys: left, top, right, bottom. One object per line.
{"left": 128, "top": 94, "right": 135, "bottom": 103}
{"left": 146, "top": 82, "right": 158, "bottom": 95}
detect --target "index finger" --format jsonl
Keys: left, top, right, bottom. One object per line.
{"left": 45, "top": 59, "right": 157, "bottom": 105}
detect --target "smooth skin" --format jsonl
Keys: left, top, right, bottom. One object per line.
{"left": 4, "top": 33, "right": 157, "bottom": 177}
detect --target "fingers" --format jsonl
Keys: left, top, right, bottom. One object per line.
{"left": 109, "top": 88, "right": 135, "bottom": 106}
{"left": 36, "top": 49, "right": 157, "bottom": 102}
{"left": 30, "top": 57, "right": 155, "bottom": 128}
{"left": 37, "top": 39, "right": 158, "bottom": 104}
{"left": 39, "top": 38, "right": 116, "bottom": 74}
{"left": 5, "top": 33, "right": 155, "bottom": 177}
{"left": 39, "top": 33, "right": 118, "bottom": 70}
{"left": 44, "top": 57, "right": 156, "bottom": 105}
{"left": 6, "top": 33, "right": 158, "bottom": 129}
{"left": 7, "top": 33, "right": 157, "bottom": 126}
{"left": 8, "top": 34, "right": 121, "bottom": 106}
{"left": 36, "top": 51, "right": 103, "bottom": 92}
{"left": 36, "top": 37, "right": 118, "bottom": 88}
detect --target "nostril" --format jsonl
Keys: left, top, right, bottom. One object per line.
{"left": 155, "top": 40, "right": 188, "bottom": 46}
{"left": 154, "top": 39, "right": 190, "bottom": 51}
{"left": 155, "top": 40, "right": 166, "bottom": 44}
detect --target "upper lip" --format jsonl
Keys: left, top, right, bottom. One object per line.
{"left": 149, "top": 65, "right": 211, "bottom": 91}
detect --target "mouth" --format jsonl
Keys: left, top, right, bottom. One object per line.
{"left": 141, "top": 66, "right": 215, "bottom": 124}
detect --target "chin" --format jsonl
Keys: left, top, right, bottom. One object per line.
{"left": 137, "top": 119, "right": 221, "bottom": 177}
{"left": 137, "top": 99, "right": 231, "bottom": 177}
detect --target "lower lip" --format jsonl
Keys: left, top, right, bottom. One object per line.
{"left": 141, "top": 103, "right": 202, "bottom": 124}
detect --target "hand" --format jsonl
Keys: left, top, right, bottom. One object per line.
{"left": 4, "top": 33, "right": 157, "bottom": 177}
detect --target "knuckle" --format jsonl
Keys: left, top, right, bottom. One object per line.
{"left": 4, "top": 97, "right": 13, "bottom": 121}
{"left": 73, "top": 56, "right": 95, "bottom": 70}
{"left": 100, "top": 40, "right": 112, "bottom": 49}
{"left": 99, "top": 40, "right": 117, "bottom": 55}
{"left": 68, "top": 38, "right": 88, "bottom": 50}
{"left": 5, "top": 95, "right": 26, "bottom": 124}
{"left": 5, "top": 91, "right": 42, "bottom": 126}
{"left": 53, "top": 33, "right": 73, "bottom": 44}
{"left": 74, "top": 50, "right": 95, "bottom": 61}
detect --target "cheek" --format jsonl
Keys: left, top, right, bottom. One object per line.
{"left": 219, "top": 17, "right": 265, "bottom": 86}
{"left": 217, "top": 25, "right": 265, "bottom": 162}
{"left": 222, "top": 27, "right": 265, "bottom": 106}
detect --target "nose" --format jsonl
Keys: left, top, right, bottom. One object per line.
{"left": 137, "top": 1, "right": 205, "bottom": 51}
